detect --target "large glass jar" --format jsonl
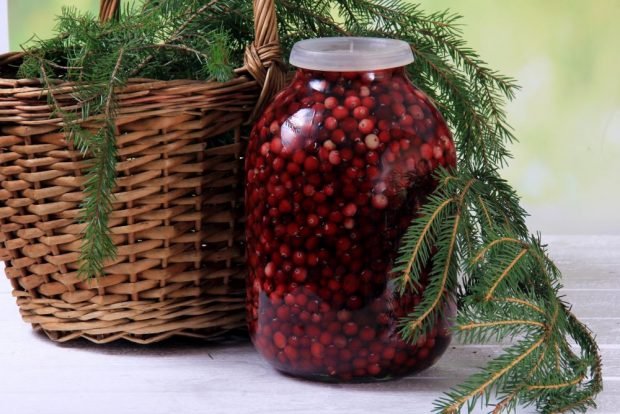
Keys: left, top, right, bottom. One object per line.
{"left": 245, "top": 37, "right": 457, "bottom": 382}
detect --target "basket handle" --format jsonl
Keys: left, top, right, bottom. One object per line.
{"left": 245, "top": 0, "right": 287, "bottom": 122}
{"left": 99, "top": 0, "right": 121, "bottom": 23}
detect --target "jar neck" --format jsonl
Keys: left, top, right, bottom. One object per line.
{"left": 293, "top": 66, "right": 407, "bottom": 83}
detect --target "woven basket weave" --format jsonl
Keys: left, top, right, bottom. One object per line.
{"left": 0, "top": 0, "right": 286, "bottom": 344}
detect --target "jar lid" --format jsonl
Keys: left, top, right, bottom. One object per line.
{"left": 289, "top": 37, "right": 414, "bottom": 72}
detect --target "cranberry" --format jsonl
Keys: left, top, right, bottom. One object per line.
{"left": 332, "top": 106, "right": 349, "bottom": 120}
{"left": 358, "top": 119, "right": 375, "bottom": 134}
{"left": 344, "top": 95, "right": 361, "bottom": 109}
{"left": 343, "top": 203, "right": 357, "bottom": 217}
{"left": 264, "top": 262, "right": 276, "bottom": 278}
{"left": 273, "top": 332, "right": 287, "bottom": 349}
{"left": 343, "top": 322, "right": 359, "bottom": 336}
{"left": 353, "top": 106, "right": 370, "bottom": 120}
{"left": 371, "top": 194, "right": 388, "bottom": 209}
{"left": 307, "top": 214, "right": 320, "bottom": 227}
{"left": 293, "top": 251, "right": 306, "bottom": 266}
{"left": 328, "top": 150, "right": 342, "bottom": 165}
{"left": 420, "top": 143, "right": 433, "bottom": 160}
{"left": 311, "top": 342, "right": 325, "bottom": 358}
{"left": 304, "top": 156, "right": 320, "bottom": 171}
{"left": 324, "top": 96, "right": 338, "bottom": 109}
{"left": 364, "top": 133, "right": 380, "bottom": 150}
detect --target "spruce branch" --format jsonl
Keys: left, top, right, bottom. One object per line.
{"left": 394, "top": 169, "right": 602, "bottom": 413}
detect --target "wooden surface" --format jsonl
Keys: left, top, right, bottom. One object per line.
{"left": 0, "top": 235, "right": 618, "bottom": 414}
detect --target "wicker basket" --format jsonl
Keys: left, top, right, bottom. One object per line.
{"left": 0, "top": 0, "right": 286, "bottom": 344}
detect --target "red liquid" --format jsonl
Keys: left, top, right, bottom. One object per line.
{"left": 246, "top": 67, "right": 456, "bottom": 381}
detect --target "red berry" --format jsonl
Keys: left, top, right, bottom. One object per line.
{"left": 276, "top": 305, "right": 290, "bottom": 320}
{"left": 307, "top": 214, "right": 320, "bottom": 227}
{"left": 328, "top": 150, "right": 341, "bottom": 165}
{"left": 279, "top": 199, "right": 293, "bottom": 213}
{"left": 273, "top": 331, "right": 287, "bottom": 349}
{"left": 284, "top": 346, "right": 298, "bottom": 361}
{"left": 292, "top": 268, "right": 307, "bottom": 282}
{"left": 295, "top": 294, "right": 308, "bottom": 307}
{"left": 433, "top": 145, "right": 443, "bottom": 159}
{"left": 344, "top": 95, "right": 361, "bottom": 109}
{"left": 353, "top": 106, "right": 369, "bottom": 120}
{"left": 401, "top": 114, "right": 414, "bottom": 126}
{"left": 366, "top": 151, "right": 379, "bottom": 165}
{"left": 332, "top": 106, "right": 349, "bottom": 120}
{"left": 343, "top": 203, "right": 357, "bottom": 217}
{"left": 324, "top": 116, "right": 338, "bottom": 130}
{"left": 323, "top": 222, "right": 338, "bottom": 236}
{"left": 284, "top": 293, "right": 295, "bottom": 306}
{"left": 292, "top": 150, "right": 306, "bottom": 164}
{"left": 304, "top": 156, "right": 320, "bottom": 171}
{"left": 319, "top": 332, "right": 332, "bottom": 345}
{"left": 337, "top": 310, "right": 352, "bottom": 322}
{"left": 371, "top": 194, "right": 388, "bottom": 209}
{"left": 334, "top": 335, "right": 348, "bottom": 348}
{"left": 364, "top": 133, "right": 380, "bottom": 150}
{"left": 368, "top": 363, "right": 381, "bottom": 376}
{"left": 329, "top": 211, "right": 343, "bottom": 223}
{"left": 336, "top": 237, "right": 351, "bottom": 251}
{"left": 343, "top": 322, "right": 359, "bottom": 336}
{"left": 409, "top": 105, "right": 424, "bottom": 120}
{"left": 270, "top": 137, "right": 282, "bottom": 154}
{"left": 331, "top": 129, "right": 346, "bottom": 144}
{"left": 361, "top": 96, "right": 376, "bottom": 109}
{"left": 392, "top": 102, "right": 406, "bottom": 117}
{"left": 340, "top": 117, "right": 358, "bottom": 133}
{"left": 324, "top": 96, "right": 338, "bottom": 109}
{"left": 272, "top": 157, "right": 285, "bottom": 171}
{"left": 311, "top": 342, "right": 325, "bottom": 358}
{"left": 279, "top": 245, "right": 291, "bottom": 258}
{"left": 264, "top": 260, "right": 277, "bottom": 275}
{"left": 293, "top": 251, "right": 306, "bottom": 266}
{"left": 420, "top": 143, "right": 433, "bottom": 160}
{"left": 347, "top": 296, "right": 363, "bottom": 309}
{"left": 307, "top": 253, "right": 319, "bottom": 266}
{"left": 358, "top": 119, "right": 375, "bottom": 134}
{"left": 360, "top": 326, "right": 376, "bottom": 341}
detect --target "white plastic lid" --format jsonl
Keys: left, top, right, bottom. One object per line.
{"left": 289, "top": 37, "right": 414, "bottom": 72}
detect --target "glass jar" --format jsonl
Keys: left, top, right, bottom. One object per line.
{"left": 245, "top": 37, "right": 457, "bottom": 382}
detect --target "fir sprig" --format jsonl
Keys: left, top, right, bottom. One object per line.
{"left": 394, "top": 170, "right": 602, "bottom": 413}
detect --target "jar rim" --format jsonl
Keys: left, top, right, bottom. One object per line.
{"left": 289, "top": 37, "right": 414, "bottom": 72}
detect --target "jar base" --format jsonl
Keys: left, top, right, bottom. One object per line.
{"left": 269, "top": 335, "right": 452, "bottom": 384}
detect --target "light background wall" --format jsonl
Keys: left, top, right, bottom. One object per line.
{"left": 414, "top": 0, "right": 620, "bottom": 235}
{"left": 5, "top": 0, "right": 620, "bottom": 234}
{"left": 0, "top": 0, "right": 8, "bottom": 53}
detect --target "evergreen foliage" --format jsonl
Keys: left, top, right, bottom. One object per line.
{"left": 11, "top": 1, "right": 602, "bottom": 412}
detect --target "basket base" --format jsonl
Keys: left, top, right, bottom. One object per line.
{"left": 15, "top": 294, "right": 247, "bottom": 344}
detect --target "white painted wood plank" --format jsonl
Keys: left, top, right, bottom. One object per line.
{"left": 0, "top": 262, "right": 9, "bottom": 293}
{"left": 562, "top": 289, "right": 620, "bottom": 319}
{"left": 543, "top": 235, "right": 620, "bottom": 264}
{"left": 545, "top": 235, "right": 620, "bottom": 290}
